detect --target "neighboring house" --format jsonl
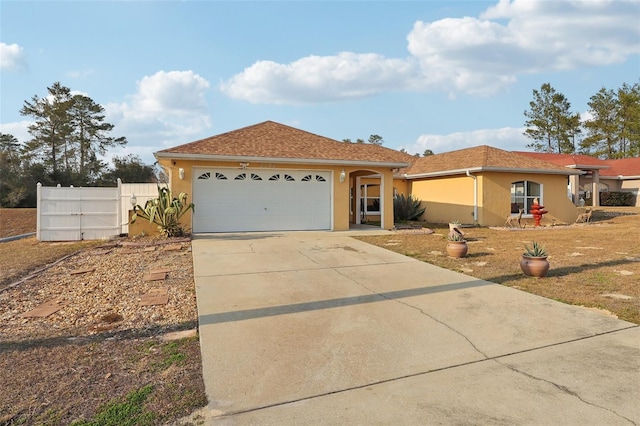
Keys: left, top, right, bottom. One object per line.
{"left": 516, "top": 152, "right": 640, "bottom": 207}
{"left": 396, "top": 146, "right": 582, "bottom": 227}
{"left": 600, "top": 157, "right": 640, "bottom": 207}
{"left": 154, "top": 121, "right": 411, "bottom": 232}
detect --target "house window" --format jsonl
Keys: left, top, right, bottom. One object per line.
{"left": 198, "top": 172, "right": 211, "bottom": 180}
{"left": 284, "top": 174, "right": 295, "bottom": 181}
{"left": 269, "top": 174, "right": 280, "bottom": 181}
{"left": 215, "top": 172, "right": 227, "bottom": 180}
{"left": 234, "top": 173, "right": 246, "bottom": 180}
{"left": 511, "top": 181, "right": 542, "bottom": 214}
{"left": 361, "top": 184, "right": 380, "bottom": 214}
{"left": 251, "top": 173, "right": 262, "bottom": 181}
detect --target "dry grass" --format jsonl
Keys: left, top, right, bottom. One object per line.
{"left": 357, "top": 207, "right": 640, "bottom": 324}
{"left": 0, "top": 208, "right": 36, "bottom": 238}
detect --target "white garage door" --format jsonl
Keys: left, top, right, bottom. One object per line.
{"left": 192, "top": 168, "right": 332, "bottom": 233}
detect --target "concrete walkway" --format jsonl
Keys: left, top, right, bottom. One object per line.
{"left": 192, "top": 231, "right": 640, "bottom": 425}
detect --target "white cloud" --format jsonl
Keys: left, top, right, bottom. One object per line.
{"left": 221, "top": 52, "right": 417, "bottom": 104}
{"left": 105, "top": 70, "right": 212, "bottom": 163}
{"left": 0, "top": 120, "right": 31, "bottom": 142}
{"left": 221, "top": 0, "right": 639, "bottom": 104}
{"left": 0, "top": 42, "right": 27, "bottom": 71}
{"left": 400, "top": 127, "right": 529, "bottom": 155}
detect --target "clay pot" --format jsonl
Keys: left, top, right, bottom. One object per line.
{"left": 520, "top": 255, "right": 550, "bottom": 278}
{"left": 446, "top": 241, "right": 468, "bottom": 258}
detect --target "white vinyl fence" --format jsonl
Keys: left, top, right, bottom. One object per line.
{"left": 37, "top": 180, "right": 158, "bottom": 241}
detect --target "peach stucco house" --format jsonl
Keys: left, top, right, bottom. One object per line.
{"left": 398, "top": 146, "right": 582, "bottom": 227}
{"left": 152, "top": 121, "right": 592, "bottom": 233}
{"left": 154, "top": 121, "right": 412, "bottom": 232}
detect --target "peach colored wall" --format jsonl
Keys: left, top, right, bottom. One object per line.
{"left": 409, "top": 175, "right": 476, "bottom": 225}
{"left": 128, "top": 210, "right": 160, "bottom": 237}
{"left": 157, "top": 159, "right": 396, "bottom": 231}
{"left": 482, "top": 172, "right": 578, "bottom": 226}
{"left": 407, "top": 172, "right": 578, "bottom": 226}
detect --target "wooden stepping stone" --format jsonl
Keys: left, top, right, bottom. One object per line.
{"left": 20, "top": 299, "right": 69, "bottom": 318}
{"left": 148, "top": 267, "right": 171, "bottom": 274}
{"left": 143, "top": 246, "right": 156, "bottom": 252}
{"left": 143, "top": 271, "right": 167, "bottom": 281}
{"left": 70, "top": 268, "right": 95, "bottom": 275}
{"left": 163, "top": 244, "right": 182, "bottom": 251}
{"left": 139, "top": 287, "right": 169, "bottom": 306}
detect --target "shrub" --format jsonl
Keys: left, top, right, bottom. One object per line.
{"left": 600, "top": 191, "right": 635, "bottom": 206}
{"left": 393, "top": 194, "right": 426, "bottom": 221}
{"left": 131, "top": 185, "right": 194, "bottom": 237}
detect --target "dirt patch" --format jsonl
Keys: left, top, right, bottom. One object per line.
{"left": 0, "top": 208, "right": 36, "bottom": 238}
{"left": 0, "top": 237, "right": 207, "bottom": 425}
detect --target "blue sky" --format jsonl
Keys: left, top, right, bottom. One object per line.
{"left": 1, "top": 0, "right": 639, "bottom": 165}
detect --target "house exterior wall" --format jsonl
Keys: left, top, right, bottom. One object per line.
{"left": 482, "top": 172, "right": 578, "bottom": 226}
{"left": 157, "top": 159, "right": 396, "bottom": 232}
{"left": 409, "top": 175, "right": 476, "bottom": 225}
{"left": 406, "top": 172, "right": 578, "bottom": 227}
{"left": 620, "top": 179, "right": 640, "bottom": 206}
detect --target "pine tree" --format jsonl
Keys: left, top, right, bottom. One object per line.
{"left": 523, "top": 83, "right": 579, "bottom": 153}
{"left": 19, "top": 82, "right": 73, "bottom": 179}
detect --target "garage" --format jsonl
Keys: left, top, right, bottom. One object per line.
{"left": 192, "top": 168, "right": 332, "bottom": 233}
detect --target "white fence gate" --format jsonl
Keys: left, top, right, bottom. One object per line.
{"left": 37, "top": 180, "right": 158, "bottom": 241}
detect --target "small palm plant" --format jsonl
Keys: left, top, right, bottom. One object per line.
{"left": 523, "top": 241, "right": 547, "bottom": 257}
{"left": 131, "top": 185, "right": 195, "bottom": 237}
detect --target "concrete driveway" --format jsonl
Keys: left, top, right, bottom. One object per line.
{"left": 192, "top": 231, "right": 640, "bottom": 425}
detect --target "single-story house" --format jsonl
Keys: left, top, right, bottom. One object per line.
{"left": 515, "top": 152, "right": 640, "bottom": 207}
{"left": 154, "top": 121, "right": 412, "bottom": 232}
{"left": 398, "top": 146, "right": 582, "bottom": 227}
{"left": 151, "top": 121, "right": 589, "bottom": 233}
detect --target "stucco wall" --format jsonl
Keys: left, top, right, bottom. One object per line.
{"left": 620, "top": 179, "right": 640, "bottom": 206}
{"left": 157, "top": 159, "right": 396, "bottom": 231}
{"left": 481, "top": 172, "right": 578, "bottom": 226}
{"left": 407, "top": 172, "right": 579, "bottom": 227}
{"left": 409, "top": 175, "right": 476, "bottom": 225}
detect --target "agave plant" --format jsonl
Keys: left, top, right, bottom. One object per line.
{"left": 447, "top": 230, "right": 466, "bottom": 242}
{"left": 131, "top": 185, "right": 195, "bottom": 237}
{"left": 393, "top": 194, "right": 426, "bottom": 221}
{"left": 523, "top": 241, "right": 547, "bottom": 257}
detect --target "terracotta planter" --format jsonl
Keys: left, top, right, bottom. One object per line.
{"left": 520, "top": 255, "right": 549, "bottom": 278}
{"left": 446, "top": 241, "right": 468, "bottom": 258}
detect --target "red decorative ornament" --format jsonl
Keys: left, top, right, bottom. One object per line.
{"left": 529, "top": 198, "right": 548, "bottom": 227}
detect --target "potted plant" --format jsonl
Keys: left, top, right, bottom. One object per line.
{"left": 520, "top": 241, "right": 549, "bottom": 278}
{"left": 446, "top": 231, "right": 468, "bottom": 258}
{"left": 449, "top": 219, "right": 462, "bottom": 233}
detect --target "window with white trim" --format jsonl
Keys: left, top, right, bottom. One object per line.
{"left": 361, "top": 184, "right": 380, "bottom": 214}
{"left": 511, "top": 181, "right": 542, "bottom": 214}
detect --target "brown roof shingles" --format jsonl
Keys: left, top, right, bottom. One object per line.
{"left": 514, "top": 152, "right": 609, "bottom": 168}
{"left": 404, "top": 145, "right": 575, "bottom": 176}
{"left": 156, "top": 121, "right": 413, "bottom": 166}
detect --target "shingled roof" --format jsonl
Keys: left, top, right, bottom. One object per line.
{"left": 514, "top": 152, "right": 610, "bottom": 170}
{"left": 404, "top": 145, "right": 579, "bottom": 177}
{"left": 601, "top": 157, "right": 640, "bottom": 178}
{"left": 155, "top": 121, "right": 413, "bottom": 167}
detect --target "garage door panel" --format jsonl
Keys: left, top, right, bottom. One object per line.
{"left": 193, "top": 169, "right": 331, "bottom": 233}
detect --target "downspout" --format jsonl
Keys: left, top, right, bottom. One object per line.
{"left": 466, "top": 170, "right": 478, "bottom": 223}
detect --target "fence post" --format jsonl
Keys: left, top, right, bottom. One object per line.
{"left": 36, "top": 182, "right": 42, "bottom": 240}
{"left": 117, "top": 178, "right": 122, "bottom": 235}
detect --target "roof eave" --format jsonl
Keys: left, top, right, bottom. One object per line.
{"left": 154, "top": 152, "right": 410, "bottom": 169}
{"left": 566, "top": 164, "right": 610, "bottom": 170}
{"left": 404, "top": 166, "right": 582, "bottom": 179}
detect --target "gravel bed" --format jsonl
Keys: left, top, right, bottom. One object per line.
{"left": 0, "top": 240, "right": 197, "bottom": 343}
